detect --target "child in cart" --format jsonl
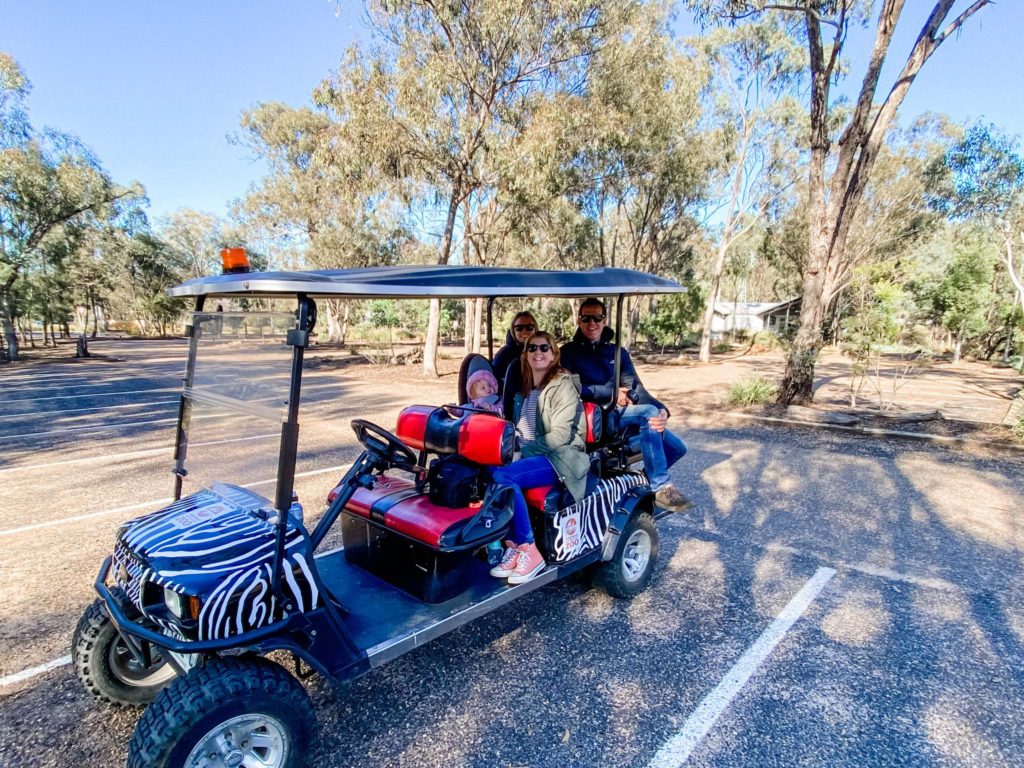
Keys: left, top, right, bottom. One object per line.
{"left": 466, "top": 370, "right": 503, "bottom": 415}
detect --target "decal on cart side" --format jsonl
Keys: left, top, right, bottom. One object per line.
{"left": 551, "top": 474, "right": 647, "bottom": 562}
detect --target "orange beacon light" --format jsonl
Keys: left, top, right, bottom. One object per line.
{"left": 220, "top": 247, "right": 250, "bottom": 274}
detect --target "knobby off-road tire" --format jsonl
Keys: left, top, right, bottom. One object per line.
{"left": 127, "top": 655, "right": 315, "bottom": 768}
{"left": 72, "top": 598, "right": 176, "bottom": 706}
{"left": 598, "top": 512, "right": 658, "bottom": 599}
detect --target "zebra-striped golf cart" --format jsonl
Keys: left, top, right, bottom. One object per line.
{"left": 72, "top": 262, "right": 689, "bottom": 768}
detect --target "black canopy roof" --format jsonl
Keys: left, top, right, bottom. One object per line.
{"left": 168, "top": 265, "right": 686, "bottom": 299}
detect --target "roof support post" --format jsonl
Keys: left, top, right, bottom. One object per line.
{"left": 486, "top": 297, "right": 495, "bottom": 361}
{"left": 612, "top": 295, "right": 625, "bottom": 410}
{"left": 172, "top": 295, "right": 206, "bottom": 501}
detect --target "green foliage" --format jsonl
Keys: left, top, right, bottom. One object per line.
{"left": 728, "top": 376, "right": 776, "bottom": 405}
{"left": 749, "top": 330, "right": 784, "bottom": 351}
{"left": 928, "top": 123, "right": 1024, "bottom": 221}
{"left": 1012, "top": 411, "right": 1024, "bottom": 442}
{"left": 637, "top": 290, "right": 706, "bottom": 349}
{"left": 928, "top": 239, "right": 994, "bottom": 339}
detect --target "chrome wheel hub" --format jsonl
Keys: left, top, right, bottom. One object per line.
{"left": 621, "top": 529, "right": 651, "bottom": 583}
{"left": 186, "top": 714, "right": 289, "bottom": 768}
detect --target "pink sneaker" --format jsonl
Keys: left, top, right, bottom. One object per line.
{"left": 489, "top": 541, "right": 520, "bottom": 577}
{"left": 507, "top": 542, "right": 546, "bottom": 584}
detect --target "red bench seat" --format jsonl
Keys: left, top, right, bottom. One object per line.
{"left": 336, "top": 474, "right": 486, "bottom": 550}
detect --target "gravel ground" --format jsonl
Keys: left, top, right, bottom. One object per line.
{"left": 2, "top": 340, "right": 1023, "bottom": 768}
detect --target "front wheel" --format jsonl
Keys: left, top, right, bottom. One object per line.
{"left": 72, "top": 598, "right": 177, "bottom": 706}
{"left": 598, "top": 512, "right": 659, "bottom": 599}
{"left": 127, "top": 655, "right": 315, "bottom": 768}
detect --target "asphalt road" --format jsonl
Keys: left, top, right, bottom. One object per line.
{"left": 1, "top": 340, "right": 1023, "bottom": 768}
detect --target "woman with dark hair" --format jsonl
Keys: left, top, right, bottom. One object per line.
{"left": 491, "top": 310, "right": 537, "bottom": 389}
{"left": 489, "top": 331, "right": 588, "bottom": 583}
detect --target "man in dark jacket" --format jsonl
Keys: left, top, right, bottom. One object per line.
{"left": 560, "top": 298, "right": 690, "bottom": 511}
{"left": 492, "top": 311, "right": 537, "bottom": 390}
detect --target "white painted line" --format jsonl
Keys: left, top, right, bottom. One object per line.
{"left": 0, "top": 399, "right": 178, "bottom": 421}
{"left": 0, "top": 410, "right": 245, "bottom": 442}
{"left": 647, "top": 567, "right": 836, "bottom": 768}
{"left": 0, "top": 461, "right": 355, "bottom": 537}
{"left": 0, "top": 387, "right": 179, "bottom": 402}
{"left": 0, "top": 655, "right": 73, "bottom": 687}
{"left": 0, "top": 433, "right": 278, "bottom": 474}
{"left": 0, "top": 498, "right": 174, "bottom": 537}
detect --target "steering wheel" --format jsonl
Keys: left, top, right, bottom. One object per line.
{"left": 351, "top": 419, "right": 419, "bottom": 471}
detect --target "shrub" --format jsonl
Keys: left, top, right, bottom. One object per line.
{"left": 711, "top": 342, "right": 732, "bottom": 354}
{"left": 1013, "top": 412, "right": 1024, "bottom": 443}
{"left": 749, "top": 330, "right": 784, "bottom": 351}
{"left": 728, "top": 376, "right": 776, "bottom": 406}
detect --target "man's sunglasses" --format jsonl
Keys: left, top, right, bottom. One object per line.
{"left": 527, "top": 343, "right": 552, "bottom": 353}
{"left": 579, "top": 314, "right": 606, "bottom": 324}
{"left": 513, "top": 323, "right": 536, "bottom": 332}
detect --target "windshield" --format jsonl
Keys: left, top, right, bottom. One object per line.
{"left": 175, "top": 310, "right": 296, "bottom": 503}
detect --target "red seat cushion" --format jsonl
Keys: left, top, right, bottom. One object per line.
{"left": 383, "top": 495, "right": 481, "bottom": 548}
{"left": 523, "top": 485, "right": 555, "bottom": 510}
{"left": 341, "top": 474, "right": 481, "bottom": 548}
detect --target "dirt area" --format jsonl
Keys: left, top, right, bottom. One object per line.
{"left": 611, "top": 346, "right": 1022, "bottom": 446}
{"left": 7, "top": 336, "right": 1023, "bottom": 445}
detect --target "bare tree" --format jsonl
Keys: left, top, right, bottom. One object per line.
{"left": 693, "top": 0, "right": 993, "bottom": 402}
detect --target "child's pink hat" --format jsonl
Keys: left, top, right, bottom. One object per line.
{"left": 467, "top": 369, "right": 498, "bottom": 391}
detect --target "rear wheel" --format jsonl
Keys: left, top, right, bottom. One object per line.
{"left": 598, "top": 512, "right": 658, "bottom": 599}
{"left": 127, "top": 655, "right": 315, "bottom": 768}
{"left": 72, "top": 598, "right": 176, "bottom": 706}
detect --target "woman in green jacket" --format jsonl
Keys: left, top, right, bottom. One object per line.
{"left": 489, "top": 331, "right": 589, "bottom": 584}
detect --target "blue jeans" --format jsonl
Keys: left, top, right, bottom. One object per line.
{"left": 619, "top": 404, "right": 687, "bottom": 490}
{"left": 490, "top": 456, "right": 558, "bottom": 544}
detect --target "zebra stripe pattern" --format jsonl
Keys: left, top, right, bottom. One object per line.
{"left": 113, "top": 483, "right": 319, "bottom": 642}
{"left": 550, "top": 473, "right": 648, "bottom": 563}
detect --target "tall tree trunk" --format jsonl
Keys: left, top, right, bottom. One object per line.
{"left": 423, "top": 181, "right": 463, "bottom": 377}
{"left": 953, "top": 328, "right": 963, "bottom": 365}
{"left": 472, "top": 298, "right": 483, "bottom": 353}
{"left": 699, "top": 241, "right": 729, "bottom": 363}
{"left": 463, "top": 299, "right": 473, "bottom": 353}
{"left": 0, "top": 287, "right": 19, "bottom": 361}
{"left": 776, "top": 0, "right": 993, "bottom": 404}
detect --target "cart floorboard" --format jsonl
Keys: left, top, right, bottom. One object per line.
{"left": 316, "top": 549, "right": 567, "bottom": 667}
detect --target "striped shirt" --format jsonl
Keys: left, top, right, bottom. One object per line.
{"left": 517, "top": 389, "right": 540, "bottom": 443}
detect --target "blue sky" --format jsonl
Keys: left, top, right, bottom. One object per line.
{"left": 4, "top": 0, "right": 1020, "bottom": 222}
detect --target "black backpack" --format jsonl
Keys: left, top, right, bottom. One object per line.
{"left": 427, "top": 455, "right": 485, "bottom": 508}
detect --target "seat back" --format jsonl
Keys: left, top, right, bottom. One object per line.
{"left": 502, "top": 361, "right": 522, "bottom": 421}
{"left": 457, "top": 353, "right": 494, "bottom": 405}
{"left": 582, "top": 401, "right": 603, "bottom": 451}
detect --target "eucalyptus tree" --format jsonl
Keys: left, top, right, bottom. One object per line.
{"left": 690, "top": 0, "right": 994, "bottom": 403}
{"left": 317, "top": 0, "right": 637, "bottom": 376}
{"left": 693, "top": 19, "right": 804, "bottom": 362}
{"left": 929, "top": 123, "right": 1024, "bottom": 317}
{"left": 237, "top": 101, "right": 408, "bottom": 342}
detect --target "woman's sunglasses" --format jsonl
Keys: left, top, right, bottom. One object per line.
{"left": 579, "top": 314, "right": 606, "bottom": 324}
{"left": 527, "top": 343, "right": 552, "bottom": 353}
{"left": 513, "top": 323, "right": 536, "bottom": 332}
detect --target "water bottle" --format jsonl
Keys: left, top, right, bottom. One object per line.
{"left": 486, "top": 540, "right": 504, "bottom": 565}
{"left": 288, "top": 494, "right": 304, "bottom": 526}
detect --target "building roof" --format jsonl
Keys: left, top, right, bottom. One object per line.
{"left": 713, "top": 297, "right": 801, "bottom": 317}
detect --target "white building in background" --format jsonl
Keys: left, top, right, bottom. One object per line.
{"left": 711, "top": 297, "right": 801, "bottom": 338}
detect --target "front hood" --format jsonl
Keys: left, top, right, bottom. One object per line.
{"left": 120, "top": 483, "right": 295, "bottom": 576}
{"left": 114, "top": 483, "right": 318, "bottom": 641}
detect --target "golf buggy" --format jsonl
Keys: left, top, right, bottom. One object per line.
{"left": 71, "top": 261, "right": 689, "bottom": 768}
